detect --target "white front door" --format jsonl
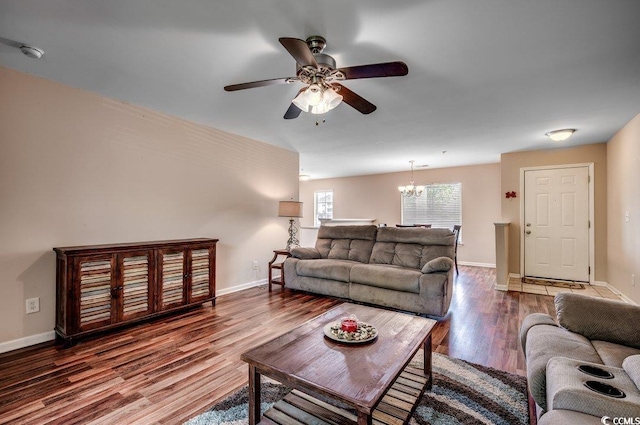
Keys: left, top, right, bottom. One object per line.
{"left": 523, "top": 166, "right": 590, "bottom": 282}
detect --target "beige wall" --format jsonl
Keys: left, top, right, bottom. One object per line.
{"left": 300, "top": 163, "right": 502, "bottom": 266}
{"left": 0, "top": 67, "right": 298, "bottom": 346}
{"left": 500, "top": 143, "right": 608, "bottom": 280}
{"left": 606, "top": 113, "right": 640, "bottom": 303}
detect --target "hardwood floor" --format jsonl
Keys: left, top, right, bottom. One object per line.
{"left": 0, "top": 266, "right": 555, "bottom": 424}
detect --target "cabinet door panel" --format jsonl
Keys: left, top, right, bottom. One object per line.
{"left": 120, "top": 251, "right": 154, "bottom": 320}
{"left": 78, "top": 256, "right": 114, "bottom": 331}
{"left": 158, "top": 249, "right": 186, "bottom": 310}
{"left": 189, "top": 248, "right": 211, "bottom": 302}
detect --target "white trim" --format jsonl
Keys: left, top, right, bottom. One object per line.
{"left": 519, "top": 163, "right": 595, "bottom": 284}
{"left": 509, "top": 272, "right": 522, "bottom": 279}
{"left": 1, "top": 279, "right": 269, "bottom": 354}
{"left": 592, "top": 280, "right": 608, "bottom": 287}
{"left": 0, "top": 330, "right": 56, "bottom": 354}
{"left": 216, "top": 278, "right": 268, "bottom": 296}
{"left": 459, "top": 261, "right": 495, "bottom": 268}
{"left": 605, "top": 283, "right": 637, "bottom": 305}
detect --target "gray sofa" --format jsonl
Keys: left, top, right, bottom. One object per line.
{"left": 520, "top": 292, "right": 640, "bottom": 424}
{"left": 283, "top": 225, "right": 455, "bottom": 317}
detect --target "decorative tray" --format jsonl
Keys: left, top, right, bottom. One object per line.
{"left": 323, "top": 322, "right": 378, "bottom": 344}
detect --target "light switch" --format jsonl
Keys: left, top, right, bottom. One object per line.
{"left": 625, "top": 211, "right": 630, "bottom": 223}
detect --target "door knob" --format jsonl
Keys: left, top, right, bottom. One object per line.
{"left": 525, "top": 230, "right": 531, "bottom": 234}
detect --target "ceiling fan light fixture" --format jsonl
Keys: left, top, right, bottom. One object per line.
{"left": 293, "top": 85, "right": 343, "bottom": 114}
{"left": 545, "top": 129, "right": 576, "bottom": 142}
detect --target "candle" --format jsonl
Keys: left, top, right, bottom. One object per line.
{"left": 341, "top": 315, "right": 358, "bottom": 332}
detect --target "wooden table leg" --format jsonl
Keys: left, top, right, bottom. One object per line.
{"left": 357, "top": 410, "right": 373, "bottom": 425}
{"left": 423, "top": 333, "right": 433, "bottom": 390}
{"left": 248, "top": 365, "right": 261, "bottom": 425}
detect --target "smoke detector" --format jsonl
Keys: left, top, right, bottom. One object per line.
{"left": 20, "top": 45, "right": 44, "bottom": 59}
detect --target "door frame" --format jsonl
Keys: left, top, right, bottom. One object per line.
{"left": 519, "top": 163, "right": 595, "bottom": 284}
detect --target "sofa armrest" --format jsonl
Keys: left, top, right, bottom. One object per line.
{"left": 290, "top": 247, "right": 321, "bottom": 259}
{"left": 555, "top": 293, "right": 640, "bottom": 349}
{"left": 520, "top": 313, "right": 557, "bottom": 354}
{"left": 623, "top": 355, "right": 640, "bottom": 390}
{"left": 421, "top": 256, "right": 453, "bottom": 274}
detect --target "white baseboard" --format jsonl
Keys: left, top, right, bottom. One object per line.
{"left": 0, "top": 330, "right": 56, "bottom": 354}
{"left": 1, "top": 279, "right": 270, "bottom": 354}
{"left": 604, "top": 283, "right": 637, "bottom": 305}
{"left": 592, "top": 280, "right": 608, "bottom": 287}
{"left": 459, "top": 261, "right": 496, "bottom": 268}
{"left": 509, "top": 273, "right": 521, "bottom": 279}
{"left": 213, "top": 278, "right": 268, "bottom": 296}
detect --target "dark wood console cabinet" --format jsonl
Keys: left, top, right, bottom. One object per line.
{"left": 54, "top": 238, "right": 218, "bottom": 343}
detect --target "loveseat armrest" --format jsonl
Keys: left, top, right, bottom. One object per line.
{"left": 555, "top": 293, "right": 640, "bottom": 349}
{"left": 520, "top": 313, "right": 557, "bottom": 354}
{"left": 290, "top": 247, "right": 322, "bottom": 259}
{"left": 623, "top": 355, "right": 640, "bottom": 390}
{"left": 421, "top": 256, "right": 453, "bottom": 274}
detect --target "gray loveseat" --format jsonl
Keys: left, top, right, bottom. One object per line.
{"left": 520, "top": 292, "right": 640, "bottom": 424}
{"left": 283, "top": 225, "right": 455, "bottom": 317}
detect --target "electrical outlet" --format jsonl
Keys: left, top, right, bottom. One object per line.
{"left": 26, "top": 297, "right": 40, "bottom": 314}
{"left": 252, "top": 260, "right": 258, "bottom": 270}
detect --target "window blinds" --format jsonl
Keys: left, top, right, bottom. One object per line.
{"left": 401, "top": 183, "right": 462, "bottom": 230}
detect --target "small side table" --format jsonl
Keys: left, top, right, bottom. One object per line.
{"left": 268, "top": 249, "right": 291, "bottom": 291}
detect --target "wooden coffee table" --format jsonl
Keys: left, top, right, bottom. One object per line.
{"left": 240, "top": 303, "right": 437, "bottom": 425}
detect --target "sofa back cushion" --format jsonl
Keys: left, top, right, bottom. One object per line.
{"left": 555, "top": 292, "right": 640, "bottom": 349}
{"left": 370, "top": 227, "right": 455, "bottom": 270}
{"left": 315, "top": 225, "right": 378, "bottom": 263}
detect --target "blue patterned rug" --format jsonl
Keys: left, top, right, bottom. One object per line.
{"left": 185, "top": 352, "right": 529, "bottom": 425}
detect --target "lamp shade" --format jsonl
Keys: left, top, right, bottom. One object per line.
{"left": 278, "top": 201, "right": 303, "bottom": 218}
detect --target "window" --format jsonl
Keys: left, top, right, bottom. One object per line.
{"left": 401, "top": 182, "right": 462, "bottom": 235}
{"left": 314, "top": 190, "right": 333, "bottom": 227}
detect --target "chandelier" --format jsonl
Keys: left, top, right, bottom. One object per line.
{"left": 398, "top": 160, "right": 425, "bottom": 198}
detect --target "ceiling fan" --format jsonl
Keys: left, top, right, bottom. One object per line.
{"left": 224, "top": 36, "right": 408, "bottom": 119}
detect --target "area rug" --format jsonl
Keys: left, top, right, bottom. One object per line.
{"left": 521, "top": 276, "right": 585, "bottom": 289}
{"left": 185, "top": 351, "right": 529, "bottom": 425}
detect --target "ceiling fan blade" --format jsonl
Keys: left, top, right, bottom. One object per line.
{"left": 224, "top": 77, "right": 296, "bottom": 92}
{"left": 279, "top": 37, "right": 318, "bottom": 68}
{"left": 339, "top": 61, "right": 408, "bottom": 80}
{"left": 284, "top": 103, "right": 303, "bottom": 120}
{"left": 334, "top": 84, "right": 376, "bottom": 114}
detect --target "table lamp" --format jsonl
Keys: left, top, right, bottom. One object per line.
{"left": 278, "top": 200, "right": 303, "bottom": 251}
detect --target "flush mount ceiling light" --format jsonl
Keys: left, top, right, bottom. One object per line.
{"left": 19, "top": 44, "right": 44, "bottom": 59}
{"left": 545, "top": 129, "right": 576, "bottom": 142}
{"left": 398, "top": 160, "right": 425, "bottom": 198}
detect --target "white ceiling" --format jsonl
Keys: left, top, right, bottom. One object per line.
{"left": 1, "top": 0, "right": 639, "bottom": 179}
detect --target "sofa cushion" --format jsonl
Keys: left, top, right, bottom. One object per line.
{"left": 350, "top": 264, "right": 421, "bottom": 293}
{"left": 317, "top": 224, "right": 378, "bottom": 240}
{"left": 623, "top": 355, "right": 640, "bottom": 390}
{"left": 422, "top": 257, "right": 453, "bottom": 273}
{"left": 591, "top": 340, "right": 640, "bottom": 368}
{"left": 295, "top": 259, "right": 355, "bottom": 283}
{"left": 315, "top": 225, "right": 377, "bottom": 262}
{"left": 370, "top": 228, "right": 455, "bottom": 269}
{"left": 555, "top": 292, "right": 640, "bottom": 349}
{"left": 375, "top": 227, "right": 455, "bottom": 245}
